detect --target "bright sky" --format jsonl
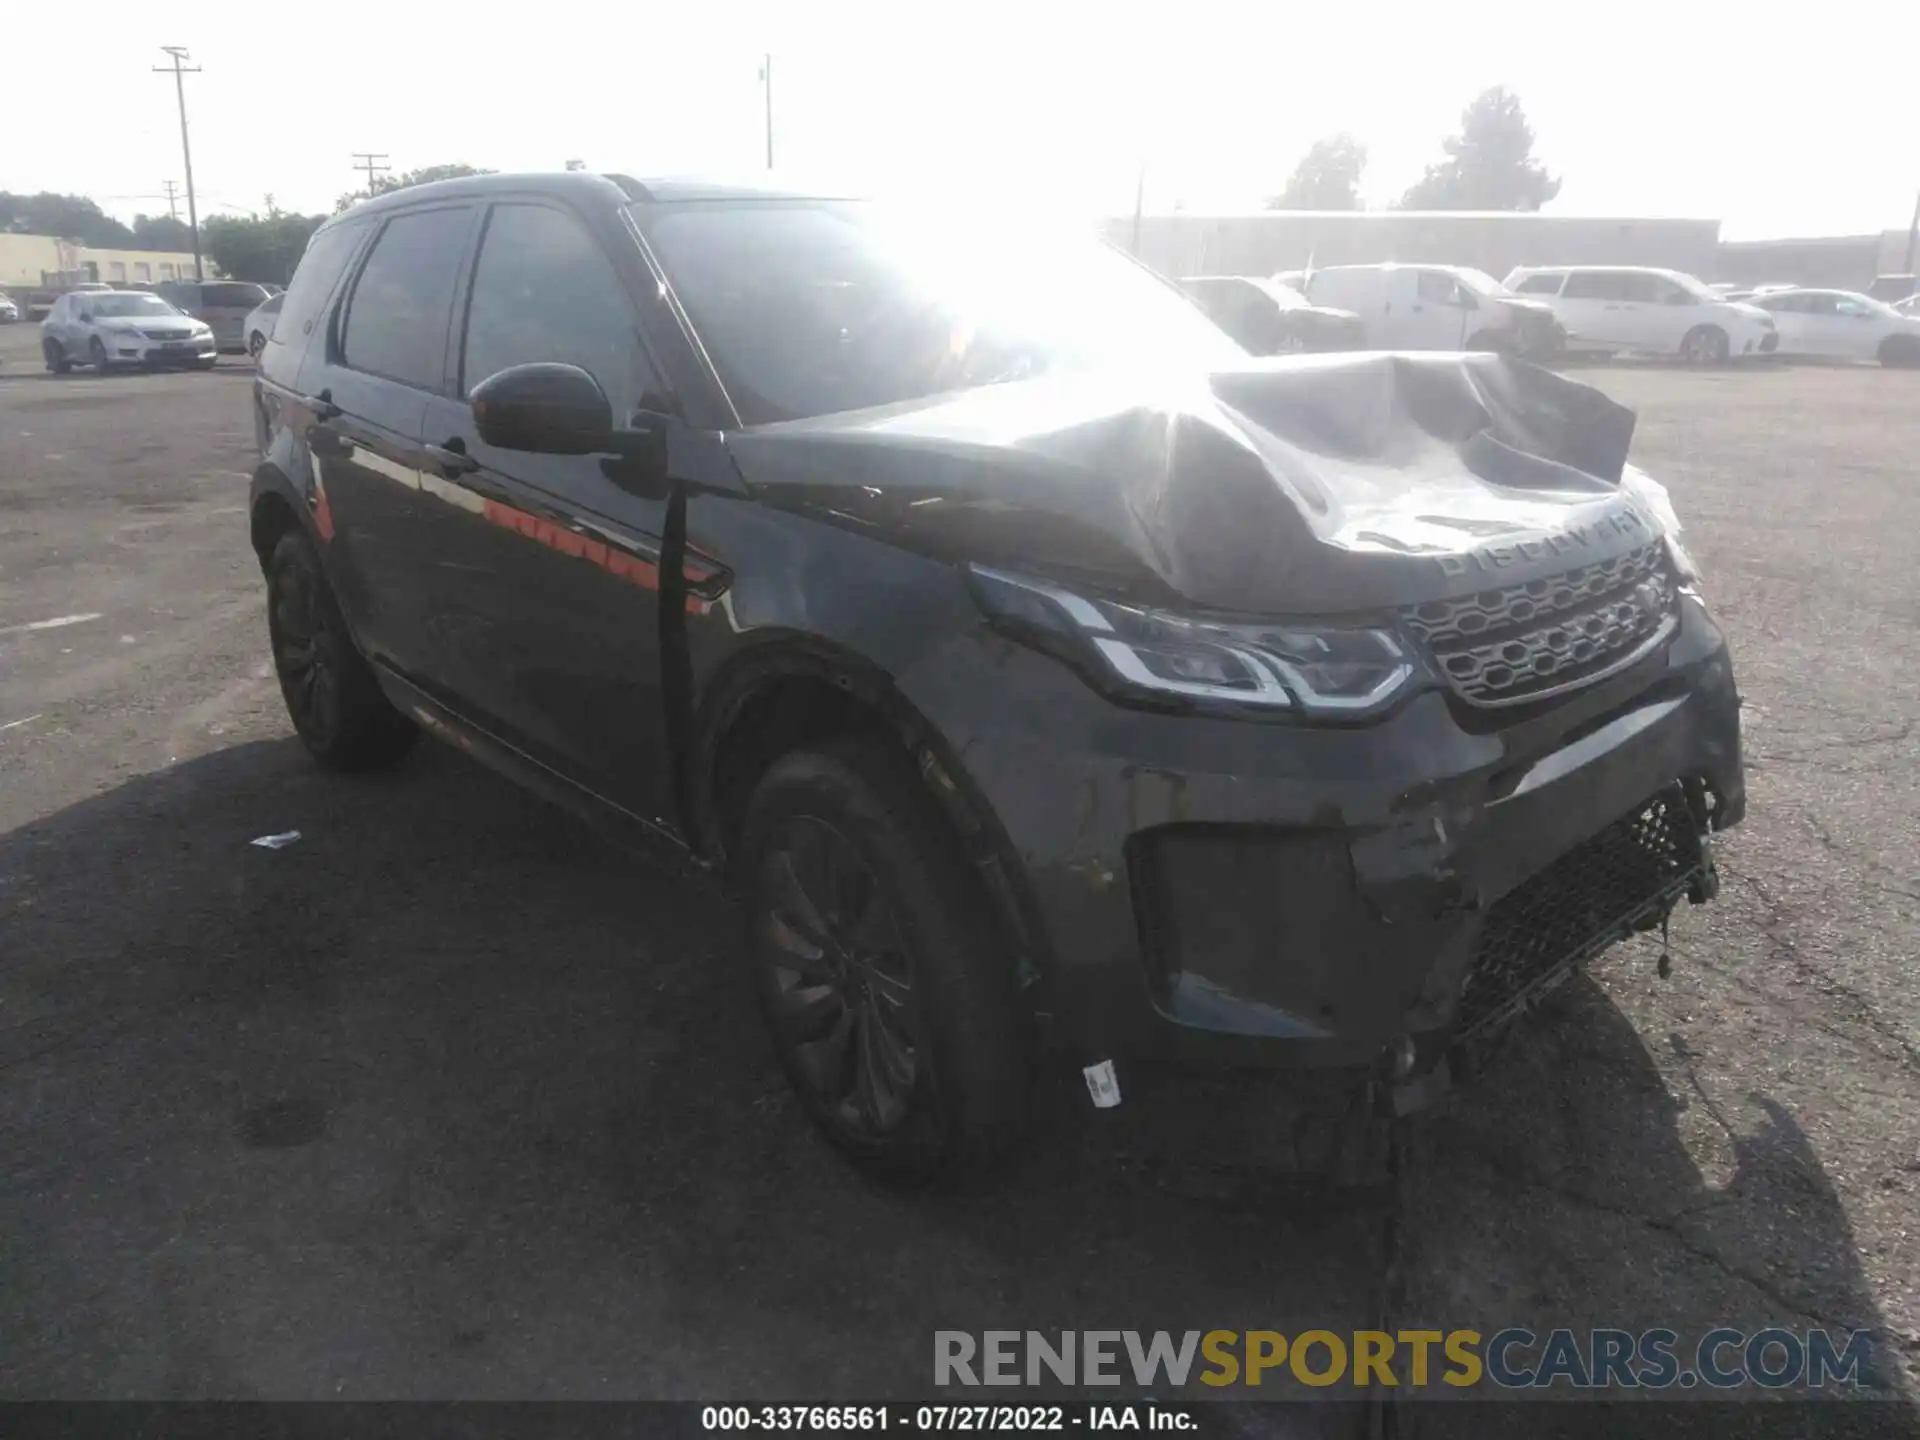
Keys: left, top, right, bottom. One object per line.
{"left": 9, "top": 0, "right": 1915, "bottom": 241}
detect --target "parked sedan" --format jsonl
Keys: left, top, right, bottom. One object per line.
{"left": 1748, "top": 289, "right": 1920, "bottom": 366}
{"left": 243, "top": 292, "right": 284, "bottom": 358}
{"left": 1176, "top": 275, "right": 1364, "bottom": 354}
{"left": 40, "top": 290, "right": 217, "bottom": 372}
{"left": 0, "top": 293, "right": 18, "bottom": 324}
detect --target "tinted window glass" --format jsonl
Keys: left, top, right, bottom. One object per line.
{"left": 340, "top": 207, "right": 472, "bottom": 389}
{"left": 1563, "top": 271, "right": 1623, "bottom": 300}
{"left": 274, "top": 221, "right": 366, "bottom": 351}
{"left": 1415, "top": 271, "right": 1458, "bottom": 303}
{"left": 1514, "top": 273, "right": 1563, "bottom": 295}
{"left": 460, "top": 204, "right": 662, "bottom": 413}
{"left": 203, "top": 281, "right": 269, "bottom": 308}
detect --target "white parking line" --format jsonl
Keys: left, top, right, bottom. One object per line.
{"left": 0, "top": 613, "right": 104, "bottom": 637}
{"left": 0, "top": 714, "right": 43, "bottom": 734}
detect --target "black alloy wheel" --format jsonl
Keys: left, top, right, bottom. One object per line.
{"left": 755, "top": 814, "right": 922, "bottom": 1143}
{"left": 268, "top": 541, "right": 344, "bottom": 753}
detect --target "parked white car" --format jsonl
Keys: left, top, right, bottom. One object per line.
{"left": 0, "top": 292, "right": 19, "bottom": 324}
{"left": 1503, "top": 266, "right": 1777, "bottom": 362}
{"left": 243, "top": 292, "right": 284, "bottom": 359}
{"left": 39, "top": 290, "right": 218, "bottom": 373}
{"left": 1297, "top": 264, "right": 1566, "bottom": 356}
{"left": 1747, "top": 289, "right": 1920, "bottom": 367}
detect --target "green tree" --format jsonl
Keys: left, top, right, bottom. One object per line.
{"left": 334, "top": 162, "right": 495, "bottom": 214}
{"left": 130, "top": 213, "right": 195, "bottom": 251}
{"left": 1398, "top": 88, "right": 1561, "bottom": 211}
{"left": 203, "top": 211, "right": 328, "bottom": 285}
{"left": 0, "top": 192, "right": 135, "bottom": 245}
{"left": 1267, "top": 134, "right": 1367, "bottom": 210}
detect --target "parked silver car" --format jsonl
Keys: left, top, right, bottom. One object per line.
{"left": 40, "top": 291, "right": 217, "bottom": 373}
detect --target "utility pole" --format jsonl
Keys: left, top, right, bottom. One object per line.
{"left": 1130, "top": 160, "right": 1147, "bottom": 258}
{"left": 161, "top": 179, "right": 181, "bottom": 220}
{"left": 153, "top": 47, "right": 203, "bottom": 281}
{"left": 760, "top": 55, "right": 774, "bottom": 170}
{"left": 351, "top": 152, "right": 391, "bottom": 203}
{"left": 1904, "top": 185, "right": 1920, "bottom": 276}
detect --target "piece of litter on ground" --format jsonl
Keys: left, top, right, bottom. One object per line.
{"left": 0, "top": 612, "right": 103, "bottom": 638}
{"left": 250, "top": 831, "right": 302, "bottom": 850}
{"left": 120, "top": 635, "right": 135, "bottom": 644}
{"left": 0, "top": 714, "right": 44, "bottom": 734}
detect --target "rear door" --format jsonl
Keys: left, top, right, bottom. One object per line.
{"left": 416, "top": 198, "right": 686, "bottom": 825}
{"left": 1405, "top": 270, "right": 1471, "bottom": 348}
{"left": 292, "top": 203, "right": 480, "bottom": 683}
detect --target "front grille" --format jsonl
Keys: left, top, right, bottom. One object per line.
{"left": 141, "top": 329, "right": 190, "bottom": 341}
{"left": 1458, "top": 786, "right": 1702, "bottom": 1036}
{"left": 1402, "top": 541, "right": 1677, "bottom": 705}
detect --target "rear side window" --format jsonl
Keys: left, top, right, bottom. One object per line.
{"left": 203, "top": 281, "right": 269, "bottom": 308}
{"left": 459, "top": 203, "right": 663, "bottom": 414}
{"left": 1563, "top": 271, "right": 1643, "bottom": 301}
{"left": 273, "top": 222, "right": 367, "bottom": 351}
{"left": 1514, "top": 273, "right": 1563, "bottom": 295}
{"left": 339, "top": 207, "right": 473, "bottom": 390}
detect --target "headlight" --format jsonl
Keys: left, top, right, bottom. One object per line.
{"left": 968, "top": 566, "right": 1419, "bottom": 717}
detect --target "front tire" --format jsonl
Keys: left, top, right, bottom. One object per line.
{"left": 1879, "top": 335, "right": 1920, "bottom": 368}
{"left": 1680, "top": 325, "right": 1729, "bottom": 364}
{"left": 265, "top": 529, "right": 417, "bottom": 771}
{"left": 737, "top": 738, "right": 1029, "bottom": 1181}
{"left": 87, "top": 336, "right": 112, "bottom": 373}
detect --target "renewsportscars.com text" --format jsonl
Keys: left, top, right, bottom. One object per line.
{"left": 935, "top": 1328, "right": 1878, "bottom": 1390}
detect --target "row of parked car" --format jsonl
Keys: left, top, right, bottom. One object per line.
{"left": 28, "top": 278, "right": 287, "bottom": 373}
{"left": 1176, "top": 263, "right": 1920, "bottom": 368}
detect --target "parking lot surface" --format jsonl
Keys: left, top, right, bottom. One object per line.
{"left": 2, "top": 322, "right": 1916, "bottom": 1419}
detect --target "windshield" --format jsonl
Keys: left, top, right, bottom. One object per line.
{"left": 1451, "top": 268, "right": 1512, "bottom": 298}
{"left": 1666, "top": 271, "right": 1718, "bottom": 301}
{"left": 637, "top": 201, "right": 1245, "bottom": 425}
{"left": 88, "top": 294, "right": 185, "bottom": 318}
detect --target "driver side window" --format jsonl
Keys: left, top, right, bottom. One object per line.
{"left": 1416, "top": 271, "right": 1459, "bottom": 305}
{"left": 460, "top": 203, "right": 668, "bottom": 419}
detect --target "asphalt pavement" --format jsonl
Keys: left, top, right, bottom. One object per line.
{"left": 1, "top": 324, "right": 1915, "bottom": 1423}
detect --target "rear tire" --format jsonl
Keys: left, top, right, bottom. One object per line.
{"left": 736, "top": 737, "right": 1029, "bottom": 1182}
{"left": 265, "top": 529, "right": 417, "bottom": 771}
{"left": 43, "top": 339, "right": 70, "bottom": 374}
{"left": 1879, "top": 335, "right": 1920, "bottom": 368}
{"left": 248, "top": 331, "right": 266, "bottom": 359}
{"left": 1680, "top": 325, "right": 1729, "bottom": 364}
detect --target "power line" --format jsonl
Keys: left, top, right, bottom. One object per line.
{"left": 351, "top": 152, "right": 391, "bottom": 202}
{"left": 152, "top": 46, "right": 203, "bottom": 282}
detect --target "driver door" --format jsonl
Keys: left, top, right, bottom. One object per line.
{"left": 1407, "top": 270, "right": 1470, "bottom": 348}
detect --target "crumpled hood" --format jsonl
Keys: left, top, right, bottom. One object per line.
{"left": 723, "top": 352, "right": 1665, "bottom": 615}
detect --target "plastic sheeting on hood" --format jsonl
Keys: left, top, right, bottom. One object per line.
{"left": 722, "top": 352, "right": 1656, "bottom": 615}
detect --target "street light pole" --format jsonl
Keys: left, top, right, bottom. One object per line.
{"left": 154, "top": 46, "right": 203, "bottom": 282}
{"left": 761, "top": 54, "right": 774, "bottom": 170}
{"left": 1904, "top": 185, "right": 1919, "bottom": 276}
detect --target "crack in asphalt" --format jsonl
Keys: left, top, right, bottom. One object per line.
{"left": 1713, "top": 861, "right": 1920, "bottom": 1071}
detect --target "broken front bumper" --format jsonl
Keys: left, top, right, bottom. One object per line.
{"left": 902, "top": 591, "right": 1744, "bottom": 1075}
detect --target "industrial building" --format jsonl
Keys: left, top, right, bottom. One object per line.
{"left": 0, "top": 234, "right": 204, "bottom": 295}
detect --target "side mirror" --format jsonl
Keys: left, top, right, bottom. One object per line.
{"left": 470, "top": 362, "right": 613, "bottom": 454}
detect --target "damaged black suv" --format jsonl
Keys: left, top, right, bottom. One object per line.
{"left": 250, "top": 173, "right": 1745, "bottom": 1178}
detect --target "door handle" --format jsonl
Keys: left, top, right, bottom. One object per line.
{"left": 426, "top": 439, "right": 479, "bottom": 476}
{"left": 306, "top": 387, "right": 342, "bottom": 421}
